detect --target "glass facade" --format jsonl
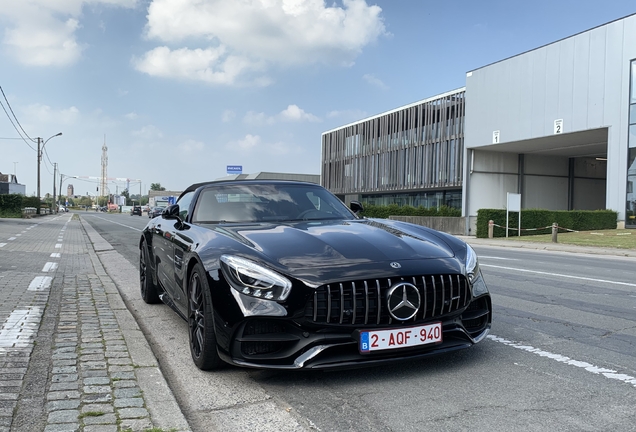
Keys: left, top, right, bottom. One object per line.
{"left": 321, "top": 89, "right": 465, "bottom": 210}
{"left": 361, "top": 190, "right": 462, "bottom": 209}
{"left": 627, "top": 60, "right": 636, "bottom": 228}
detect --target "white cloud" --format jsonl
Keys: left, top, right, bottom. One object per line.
{"left": 178, "top": 139, "right": 204, "bottom": 154}
{"left": 139, "top": 0, "right": 387, "bottom": 84}
{"left": 132, "top": 46, "right": 271, "bottom": 86}
{"left": 222, "top": 110, "right": 235, "bottom": 122}
{"left": 125, "top": 112, "right": 138, "bottom": 120}
{"left": 279, "top": 105, "right": 320, "bottom": 122}
{"left": 363, "top": 73, "right": 388, "bottom": 90}
{"left": 243, "top": 104, "right": 320, "bottom": 125}
{"left": 225, "top": 134, "right": 302, "bottom": 158}
{"left": 243, "top": 111, "right": 276, "bottom": 126}
{"left": 131, "top": 124, "right": 163, "bottom": 140}
{"left": 236, "top": 134, "right": 261, "bottom": 150}
{"left": 0, "top": 0, "right": 138, "bottom": 66}
{"left": 23, "top": 104, "right": 80, "bottom": 125}
{"left": 326, "top": 109, "right": 368, "bottom": 119}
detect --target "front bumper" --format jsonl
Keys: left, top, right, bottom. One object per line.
{"left": 220, "top": 294, "right": 491, "bottom": 370}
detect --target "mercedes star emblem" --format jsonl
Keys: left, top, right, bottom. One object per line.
{"left": 387, "top": 282, "right": 420, "bottom": 321}
{"left": 390, "top": 262, "right": 401, "bottom": 269}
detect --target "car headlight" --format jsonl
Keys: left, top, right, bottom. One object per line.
{"left": 465, "top": 244, "right": 488, "bottom": 297}
{"left": 465, "top": 244, "right": 479, "bottom": 283}
{"left": 220, "top": 255, "right": 292, "bottom": 301}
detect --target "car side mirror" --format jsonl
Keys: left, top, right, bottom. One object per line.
{"left": 162, "top": 204, "right": 181, "bottom": 221}
{"left": 350, "top": 201, "right": 364, "bottom": 216}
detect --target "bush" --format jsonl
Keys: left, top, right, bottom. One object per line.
{"left": 360, "top": 204, "right": 461, "bottom": 219}
{"left": 0, "top": 194, "right": 23, "bottom": 217}
{"left": 476, "top": 209, "right": 618, "bottom": 238}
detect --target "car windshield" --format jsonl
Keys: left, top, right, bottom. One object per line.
{"left": 192, "top": 183, "right": 356, "bottom": 223}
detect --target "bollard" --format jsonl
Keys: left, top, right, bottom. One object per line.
{"left": 488, "top": 220, "right": 494, "bottom": 239}
{"left": 551, "top": 222, "right": 558, "bottom": 243}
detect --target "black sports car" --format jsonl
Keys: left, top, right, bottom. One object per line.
{"left": 139, "top": 180, "right": 491, "bottom": 370}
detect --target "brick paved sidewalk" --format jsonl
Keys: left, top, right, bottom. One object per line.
{"left": 0, "top": 215, "right": 189, "bottom": 432}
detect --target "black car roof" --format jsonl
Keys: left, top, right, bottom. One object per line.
{"left": 178, "top": 179, "right": 320, "bottom": 201}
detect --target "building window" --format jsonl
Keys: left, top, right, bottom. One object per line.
{"left": 627, "top": 60, "right": 636, "bottom": 228}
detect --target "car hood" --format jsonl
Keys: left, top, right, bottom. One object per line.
{"left": 212, "top": 218, "right": 456, "bottom": 272}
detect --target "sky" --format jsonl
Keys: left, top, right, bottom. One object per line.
{"left": 1, "top": 0, "right": 635, "bottom": 198}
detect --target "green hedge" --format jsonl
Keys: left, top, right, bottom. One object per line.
{"left": 360, "top": 204, "right": 461, "bottom": 219}
{"left": 476, "top": 209, "right": 618, "bottom": 238}
{"left": 0, "top": 194, "right": 23, "bottom": 217}
{"left": 0, "top": 195, "right": 47, "bottom": 218}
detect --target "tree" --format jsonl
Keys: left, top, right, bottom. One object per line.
{"left": 78, "top": 196, "right": 92, "bottom": 207}
{"left": 150, "top": 183, "right": 166, "bottom": 191}
{"left": 121, "top": 188, "right": 131, "bottom": 205}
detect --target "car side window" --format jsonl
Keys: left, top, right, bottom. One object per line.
{"left": 177, "top": 192, "right": 195, "bottom": 221}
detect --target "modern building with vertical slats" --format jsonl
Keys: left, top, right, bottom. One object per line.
{"left": 322, "top": 88, "right": 466, "bottom": 210}
{"left": 322, "top": 13, "right": 636, "bottom": 233}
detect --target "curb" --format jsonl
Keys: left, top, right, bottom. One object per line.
{"left": 456, "top": 236, "right": 636, "bottom": 258}
{"left": 79, "top": 217, "right": 192, "bottom": 432}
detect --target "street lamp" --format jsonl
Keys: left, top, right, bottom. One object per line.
{"left": 37, "top": 132, "right": 62, "bottom": 214}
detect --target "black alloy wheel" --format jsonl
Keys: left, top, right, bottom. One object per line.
{"left": 140, "top": 242, "right": 160, "bottom": 304}
{"left": 188, "top": 263, "right": 222, "bottom": 370}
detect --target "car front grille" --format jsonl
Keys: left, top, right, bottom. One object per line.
{"left": 306, "top": 274, "right": 470, "bottom": 326}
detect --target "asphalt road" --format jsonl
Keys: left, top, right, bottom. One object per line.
{"left": 81, "top": 212, "right": 636, "bottom": 432}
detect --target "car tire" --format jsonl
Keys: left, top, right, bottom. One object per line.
{"left": 188, "top": 263, "right": 223, "bottom": 370}
{"left": 140, "top": 241, "right": 160, "bottom": 304}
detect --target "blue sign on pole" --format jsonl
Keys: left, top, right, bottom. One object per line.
{"left": 227, "top": 165, "right": 243, "bottom": 175}
{"left": 168, "top": 196, "right": 176, "bottom": 205}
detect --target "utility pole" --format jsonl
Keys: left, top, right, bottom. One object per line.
{"left": 36, "top": 133, "right": 62, "bottom": 215}
{"left": 53, "top": 163, "right": 57, "bottom": 214}
{"left": 36, "top": 137, "right": 41, "bottom": 214}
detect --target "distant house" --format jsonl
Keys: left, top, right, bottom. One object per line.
{"left": 0, "top": 172, "right": 26, "bottom": 195}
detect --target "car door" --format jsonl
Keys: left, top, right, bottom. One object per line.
{"left": 152, "top": 216, "right": 178, "bottom": 299}
{"left": 157, "top": 191, "right": 196, "bottom": 313}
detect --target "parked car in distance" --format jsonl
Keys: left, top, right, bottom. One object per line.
{"left": 148, "top": 206, "right": 165, "bottom": 218}
{"left": 139, "top": 180, "right": 492, "bottom": 371}
{"left": 131, "top": 206, "right": 142, "bottom": 216}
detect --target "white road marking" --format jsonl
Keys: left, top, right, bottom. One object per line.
{"left": 55, "top": 244, "right": 62, "bottom": 248}
{"left": 479, "top": 256, "right": 519, "bottom": 260}
{"left": 88, "top": 215, "right": 143, "bottom": 232}
{"left": 0, "top": 307, "right": 43, "bottom": 348}
{"left": 28, "top": 276, "right": 52, "bottom": 291}
{"left": 42, "top": 262, "right": 58, "bottom": 272}
{"left": 16, "top": 234, "right": 21, "bottom": 237}
{"left": 488, "top": 335, "right": 636, "bottom": 388}
{"left": 0, "top": 243, "right": 6, "bottom": 248}
{"left": 8, "top": 237, "right": 16, "bottom": 241}
{"left": 50, "top": 253, "right": 61, "bottom": 258}
{"left": 481, "top": 264, "right": 636, "bottom": 287}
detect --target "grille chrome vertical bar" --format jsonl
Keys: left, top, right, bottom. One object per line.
{"left": 464, "top": 275, "right": 469, "bottom": 306}
{"left": 364, "top": 281, "right": 369, "bottom": 325}
{"left": 431, "top": 276, "right": 437, "bottom": 317}
{"left": 351, "top": 281, "right": 357, "bottom": 325}
{"left": 376, "top": 280, "right": 381, "bottom": 325}
{"left": 313, "top": 290, "right": 318, "bottom": 321}
{"left": 326, "top": 285, "right": 332, "bottom": 323}
{"left": 440, "top": 275, "right": 446, "bottom": 315}
{"left": 443, "top": 275, "right": 449, "bottom": 314}
{"left": 386, "top": 278, "right": 392, "bottom": 325}
{"left": 455, "top": 274, "right": 461, "bottom": 309}
{"left": 339, "top": 283, "right": 345, "bottom": 324}
{"left": 412, "top": 277, "right": 418, "bottom": 322}
{"left": 421, "top": 276, "right": 427, "bottom": 319}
